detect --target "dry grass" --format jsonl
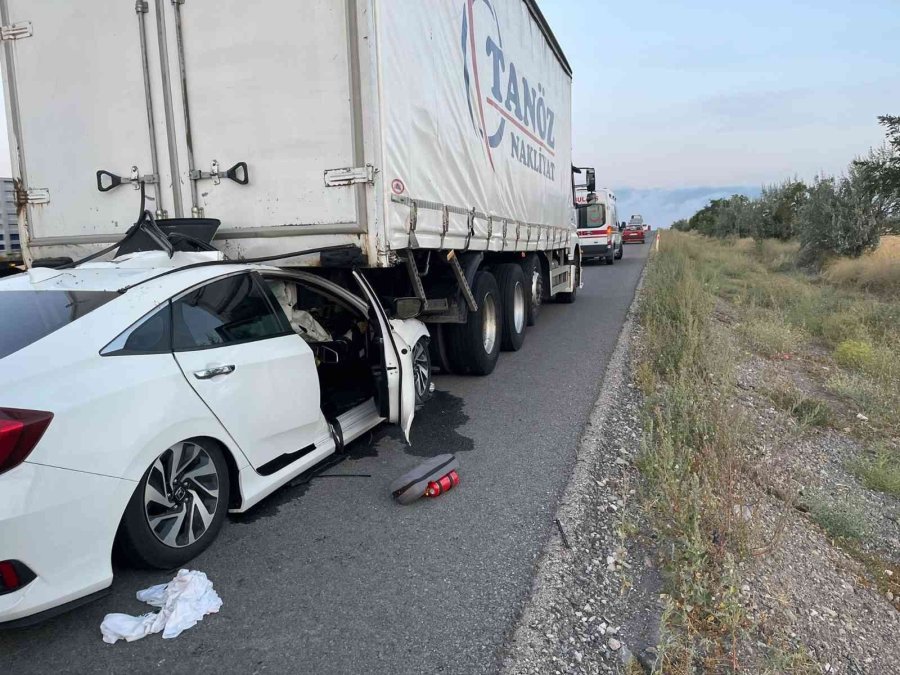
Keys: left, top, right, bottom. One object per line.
{"left": 637, "top": 231, "right": 900, "bottom": 671}
{"left": 823, "top": 235, "right": 900, "bottom": 293}
{"left": 636, "top": 236, "right": 758, "bottom": 671}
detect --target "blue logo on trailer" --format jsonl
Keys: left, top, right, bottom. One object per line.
{"left": 461, "top": 0, "right": 557, "bottom": 180}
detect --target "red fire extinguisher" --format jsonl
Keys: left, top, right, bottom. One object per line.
{"left": 425, "top": 470, "right": 459, "bottom": 498}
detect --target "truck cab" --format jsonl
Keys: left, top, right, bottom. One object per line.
{"left": 576, "top": 189, "right": 621, "bottom": 265}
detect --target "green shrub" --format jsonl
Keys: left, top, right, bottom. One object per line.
{"left": 804, "top": 493, "right": 867, "bottom": 540}
{"left": 820, "top": 312, "right": 867, "bottom": 344}
{"left": 850, "top": 445, "right": 900, "bottom": 498}
{"left": 738, "top": 311, "right": 798, "bottom": 356}
{"left": 834, "top": 339, "right": 876, "bottom": 369}
{"left": 769, "top": 385, "right": 832, "bottom": 427}
{"left": 797, "top": 171, "right": 883, "bottom": 266}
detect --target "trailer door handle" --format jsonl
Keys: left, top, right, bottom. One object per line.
{"left": 193, "top": 365, "right": 236, "bottom": 380}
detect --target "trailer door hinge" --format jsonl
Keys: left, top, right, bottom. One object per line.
{"left": 324, "top": 164, "right": 377, "bottom": 187}
{"left": 16, "top": 188, "right": 50, "bottom": 206}
{"left": 0, "top": 21, "right": 33, "bottom": 41}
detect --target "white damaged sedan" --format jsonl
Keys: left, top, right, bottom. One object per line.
{"left": 0, "top": 251, "right": 430, "bottom": 626}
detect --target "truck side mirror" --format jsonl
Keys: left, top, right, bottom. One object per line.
{"left": 585, "top": 168, "right": 596, "bottom": 193}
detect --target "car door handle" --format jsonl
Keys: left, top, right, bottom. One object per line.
{"left": 193, "top": 365, "right": 236, "bottom": 380}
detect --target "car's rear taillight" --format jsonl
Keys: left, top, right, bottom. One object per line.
{"left": 0, "top": 408, "right": 53, "bottom": 476}
{"left": 0, "top": 560, "right": 36, "bottom": 595}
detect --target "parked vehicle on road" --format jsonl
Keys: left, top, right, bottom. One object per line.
{"left": 0, "top": 0, "right": 595, "bottom": 624}
{"left": 2, "top": 0, "right": 591, "bottom": 380}
{"left": 576, "top": 188, "right": 622, "bottom": 264}
{"left": 0, "top": 247, "right": 429, "bottom": 626}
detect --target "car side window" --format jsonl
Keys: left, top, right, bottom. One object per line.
{"left": 172, "top": 274, "right": 288, "bottom": 351}
{"left": 101, "top": 304, "right": 172, "bottom": 356}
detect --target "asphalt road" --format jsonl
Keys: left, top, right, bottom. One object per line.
{"left": 1, "top": 239, "right": 652, "bottom": 674}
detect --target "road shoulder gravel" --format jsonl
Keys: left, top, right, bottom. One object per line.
{"left": 501, "top": 265, "right": 662, "bottom": 674}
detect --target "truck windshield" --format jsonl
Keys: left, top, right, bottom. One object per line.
{"left": 577, "top": 204, "right": 606, "bottom": 229}
{"left": 0, "top": 290, "right": 118, "bottom": 360}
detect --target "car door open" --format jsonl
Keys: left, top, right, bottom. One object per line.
{"left": 352, "top": 271, "right": 417, "bottom": 441}
{"left": 171, "top": 272, "right": 331, "bottom": 471}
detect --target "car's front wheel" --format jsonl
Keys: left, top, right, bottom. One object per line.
{"left": 411, "top": 337, "right": 433, "bottom": 407}
{"left": 118, "top": 439, "right": 230, "bottom": 569}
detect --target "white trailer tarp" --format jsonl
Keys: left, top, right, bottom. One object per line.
{"left": 378, "top": 0, "right": 574, "bottom": 252}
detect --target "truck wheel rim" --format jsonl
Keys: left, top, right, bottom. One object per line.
{"left": 144, "top": 441, "right": 220, "bottom": 548}
{"left": 513, "top": 281, "right": 525, "bottom": 333}
{"left": 482, "top": 293, "right": 497, "bottom": 353}
{"left": 412, "top": 340, "right": 430, "bottom": 399}
{"left": 531, "top": 269, "right": 542, "bottom": 311}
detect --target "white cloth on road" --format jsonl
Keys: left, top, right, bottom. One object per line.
{"left": 100, "top": 569, "right": 222, "bottom": 644}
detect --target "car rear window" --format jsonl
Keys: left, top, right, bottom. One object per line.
{"left": 0, "top": 290, "right": 118, "bottom": 360}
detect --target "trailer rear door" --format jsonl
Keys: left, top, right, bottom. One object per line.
{"left": 1, "top": 0, "right": 367, "bottom": 262}
{"left": 0, "top": 0, "right": 170, "bottom": 261}
{"left": 162, "top": 0, "right": 364, "bottom": 252}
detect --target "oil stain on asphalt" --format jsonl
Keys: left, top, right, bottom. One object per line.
{"left": 230, "top": 388, "right": 471, "bottom": 523}
{"left": 364, "top": 388, "right": 474, "bottom": 458}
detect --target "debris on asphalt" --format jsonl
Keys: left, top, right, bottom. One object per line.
{"left": 100, "top": 570, "right": 222, "bottom": 644}
{"left": 390, "top": 453, "right": 459, "bottom": 505}
{"left": 554, "top": 518, "right": 571, "bottom": 549}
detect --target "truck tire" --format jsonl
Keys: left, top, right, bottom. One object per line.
{"left": 496, "top": 263, "right": 526, "bottom": 351}
{"left": 429, "top": 324, "right": 453, "bottom": 374}
{"left": 523, "top": 254, "right": 542, "bottom": 326}
{"left": 446, "top": 271, "right": 502, "bottom": 376}
{"left": 556, "top": 254, "right": 581, "bottom": 304}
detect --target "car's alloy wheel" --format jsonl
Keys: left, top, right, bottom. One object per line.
{"left": 144, "top": 441, "right": 220, "bottom": 548}
{"left": 411, "top": 337, "right": 432, "bottom": 406}
{"left": 118, "top": 438, "right": 230, "bottom": 569}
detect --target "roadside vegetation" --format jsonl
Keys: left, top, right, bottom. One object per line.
{"left": 634, "top": 228, "right": 900, "bottom": 672}
{"left": 672, "top": 116, "right": 900, "bottom": 272}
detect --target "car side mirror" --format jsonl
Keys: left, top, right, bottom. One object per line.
{"left": 585, "top": 168, "right": 596, "bottom": 193}
{"left": 392, "top": 297, "right": 424, "bottom": 319}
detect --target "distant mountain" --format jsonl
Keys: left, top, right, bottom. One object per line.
{"left": 613, "top": 186, "right": 762, "bottom": 229}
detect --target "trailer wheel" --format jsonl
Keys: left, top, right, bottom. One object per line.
{"left": 446, "top": 271, "right": 502, "bottom": 376}
{"left": 556, "top": 253, "right": 581, "bottom": 304}
{"left": 429, "top": 324, "right": 453, "bottom": 374}
{"left": 496, "top": 263, "right": 527, "bottom": 351}
{"left": 523, "top": 254, "right": 543, "bottom": 326}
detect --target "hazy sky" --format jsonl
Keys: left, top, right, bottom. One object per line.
{"left": 0, "top": 1, "right": 896, "bottom": 226}
{"left": 542, "top": 0, "right": 899, "bottom": 223}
